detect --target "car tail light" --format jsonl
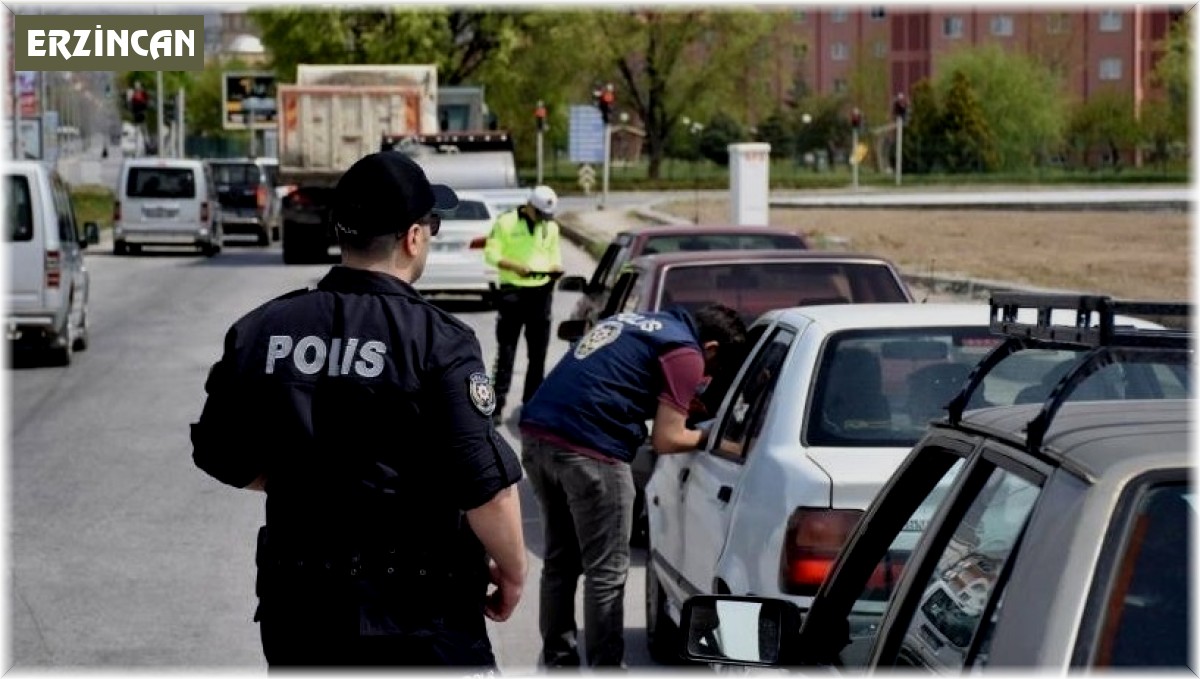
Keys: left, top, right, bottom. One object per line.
{"left": 256, "top": 184, "right": 268, "bottom": 211}
{"left": 200, "top": 201, "right": 209, "bottom": 222}
{"left": 780, "top": 507, "right": 863, "bottom": 596}
{"left": 113, "top": 201, "right": 121, "bottom": 222}
{"left": 286, "top": 189, "right": 313, "bottom": 208}
{"left": 45, "top": 250, "right": 61, "bottom": 289}
{"left": 469, "top": 236, "right": 487, "bottom": 249}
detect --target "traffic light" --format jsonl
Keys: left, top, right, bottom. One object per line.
{"left": 597, "top": 82, "right": 615, "bottom": 125}
{"left": 850, "top": 107, "right": 863, "bottom": 131}
{"left": 892, "top": 93, "right": 909, "bottom": 121}
{"left": 535, "top": 100, "right": 547, "bottom": 133}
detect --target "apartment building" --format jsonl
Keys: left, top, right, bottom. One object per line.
{"left": 778, "top": 5, "right": 1184, "bottom": 117}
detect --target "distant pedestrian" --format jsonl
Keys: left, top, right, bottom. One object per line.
{"left": 483, "top": 185, "right": 563, "bottom": 425}
{"left": 519, "top": 304, "right": 747, "bottom": 667}
{"left": 192, "top": 151, "right": 527, "bottom": 669}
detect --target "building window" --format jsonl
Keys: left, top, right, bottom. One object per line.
{"left": 832, "top": 8, "right": 848, "bottom": 23}
{"left": 943, "top": 16, "right": 964, "bottom": 38}
{"left": 1047, "top": 13, "right": 1069, "bottom": 34}
{"left": 833, "top": 78, "right": 848, "bottom": 93}
{"left": 990, "top": 15, "right": 1014, "bottom": 36}
{"left": 1099, "top": 10, "right": 1122, "bottom": 32}
{"left": 831, "top": 42, "right": 849, "bottom": 61}
{"left": 1099, "top": 57, "right": 1123, "bottom": 80}
{"left": 870, "top": 7, "right": 886, "bottom": 19}
{"left": 874, "top": 40, "right": 888, "bottom": 58}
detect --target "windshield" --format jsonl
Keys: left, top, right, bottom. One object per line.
{"left": 442, "top": 200, "right": 491, "bottom": 221}
{"left": 658, "top": 261, "right": 908, "bottom": 325}
{"left": 641, "top": 232, "right": 806, "bottom": 254}
{"left": 210, "top": 164, "right": 261, "bottom": 186}
{"left": 125, "top": 168, "right": 196, "bottom": 199}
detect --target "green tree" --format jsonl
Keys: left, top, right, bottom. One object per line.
{"left": 592, "top": 10, "right": 773, "bottom": 178}
{"left": 902, "top": 79, "right": 943, "bottom": 174}
{"left": 698, "top": 112, "right": 745, "bottom": 166}
{"left": 939, "top": 70, "right": 997, "bottom": 172}
{"left": 935, "top": 45, "right": 1064, "bottom": 170}
{"left": 755, "top": 110, "right": 794, "bottom": 158}
{"left": 790, "top": 93, "right": 849, "bottom": 166}
{"left": 252, "top": 9, "right": 514, "bottom": 85}
{"left": 1066, "top": 90, "right": 1141, "bottom": 169}
{"left": 1148, "top": 13, "right": 1190, "bottom": 144}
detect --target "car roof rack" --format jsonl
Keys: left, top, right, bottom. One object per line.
{"left": 947, "top": 292, "right": 1192, "bottom": 455}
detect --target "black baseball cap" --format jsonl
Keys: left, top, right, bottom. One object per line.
{"left": 332, "top": 152, "right": 459, "bottom": 237}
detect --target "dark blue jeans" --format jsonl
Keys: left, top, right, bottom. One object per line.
{"left": 521, "top": 434, "right": 634, "bottom": 668}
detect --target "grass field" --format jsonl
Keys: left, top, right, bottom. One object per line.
{"left": 658, "top": 200, "right": 1192, "bottom": 301}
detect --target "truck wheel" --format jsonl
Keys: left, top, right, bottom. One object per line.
{"left": 257, "top": 226, "right": 270, "bottom": 247}
{"left": 113, "top": 240, "right": 128, "bottom": 256}
{"left": 645, "top": 551, "right": 680, "bottom": 664}
{"left": 46, "top": 315, "right": 72, "bottom": 367}
{"left": 70, "top": 293, "right": 89, "bottom": 352}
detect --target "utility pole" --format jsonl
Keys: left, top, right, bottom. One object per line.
{"left": 535, "top": 99, "right": 546, "bottom": 185}
{"left": 176, "top": 88, "right": 185, "bottom": 158}
{"left": 156, "top": 70, "right": 165, "bottom": 157}
{"left": 893, "top": 93, "right": 908, "bottom": 187}
{"left": 850, "top": 107, "right": 862, "bottom": 190}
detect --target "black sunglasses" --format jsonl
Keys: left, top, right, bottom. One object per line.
{"left": 415, "top": 213, "right": 441, "bottom": 237}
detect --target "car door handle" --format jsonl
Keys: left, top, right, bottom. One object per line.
{"left": 679, "top": 468, "right": 690, "bottom": 484}
{"left": 717, "top": 486, "right": 732, "bottom": 503}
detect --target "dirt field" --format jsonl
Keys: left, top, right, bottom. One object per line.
{"left": 658, "top": 200, "right": 1192, "bottom": 301}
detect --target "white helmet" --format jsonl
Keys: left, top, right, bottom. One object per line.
{"left": 529, "top": 185, "right": 558, "bottom": 216}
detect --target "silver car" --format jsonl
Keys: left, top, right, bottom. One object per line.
{"left": 676, "top": 293, "right": 1192, "bottom": 671}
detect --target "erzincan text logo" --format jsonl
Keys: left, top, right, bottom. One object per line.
{"left": 15, "top": 15, "right": 204, "bottom": 71}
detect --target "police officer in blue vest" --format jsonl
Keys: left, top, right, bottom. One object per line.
{"left": 519, "top": 304, "right": 747, "bottom": 667}
{"left": 191, "top": 151, "right": 527, "bottom": 669}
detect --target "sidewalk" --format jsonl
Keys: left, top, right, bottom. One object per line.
{"left": 555, "top": 202, "right": 1080, "bottom": 304}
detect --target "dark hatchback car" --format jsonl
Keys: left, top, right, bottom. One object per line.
{"left": 558, "top": 225, "right": 810, "bottom": 330}
{"left": 558, "top": 248, "right": 914, "bottom": 544}
{"left": 208, "top": 159, "right": 276, "bottom": 246}
{"left": 677, "top": 294, "right": 1192, "bottom": 673}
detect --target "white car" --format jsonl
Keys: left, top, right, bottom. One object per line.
{"left": 643, "top": 302, "right": 1168, "bottom": 661}
{"left": 5, "top": 161, "right": 97, "bottom": 365}
{"left": 415, "top": 191, "right": 499, "bottom": 303}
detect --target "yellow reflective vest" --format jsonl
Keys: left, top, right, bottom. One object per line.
{"left": 484, "top": 209, "right": 563, "bottom": 287}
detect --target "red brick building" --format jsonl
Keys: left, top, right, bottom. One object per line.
{"left": 763, "top": 6, "right": 1185, "bottom": 122}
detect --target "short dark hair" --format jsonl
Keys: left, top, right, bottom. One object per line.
{"left": 693, "top": 304, "right": 747, "bottom": 351}
{"left": 337, "top": 229, "right": 400, "bottom": 258}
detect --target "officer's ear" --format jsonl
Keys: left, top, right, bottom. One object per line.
{"left": 399, "top": 223, "right": 422, "bottom": 256}
{"left": 702, "top": 340, "right": 720, "bottom": 363}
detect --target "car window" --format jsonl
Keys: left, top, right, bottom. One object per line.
{"left": 261, "top": 164, "right": 280, "bottom": 186}
{"left": 893, "top": 465, "right": 1041, "bottom": 671}
{"left": 600, "top": 235, "right": 636, "bottom": 290}
{"left": 713, "top": 327, "right": 795, "bottom": 460}
{"left": 442, "top": 200, "right": 491, "bottom": 221}
{"left": 639, "top": 233, "right": 806, "bottom": 255}
{"left": 602, "top": 272, "right": 638, "bottom": 318}
{"left": 51, "top": 178, "right": 78, "bottom": 244}
{"left": 991, "top": 349, "right": 1190, "bottom": 405}
{"left": 210, "top": 164, "right": 261, "bottom": 186}
{"left": 1093, "top": 481, "right": 1191, "bottom": 667}
{"left": 837, "top": 455, "right": 968, "bottom": 667}
{"left": 6, "top": 175, "right": 34, "bottom": 242}
{"left": 658, "top": 262, "right": 908, "bottom": 326}
{"left": 126, "top": 168, "right": 196, "bottom": 199}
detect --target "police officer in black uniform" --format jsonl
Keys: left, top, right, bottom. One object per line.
{"left": 191, "top": 151, "right": 527, "bottom": 669}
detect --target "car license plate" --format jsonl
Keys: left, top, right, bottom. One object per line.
{"left": 142, "top": 206, "right": 179, "bottom": 219}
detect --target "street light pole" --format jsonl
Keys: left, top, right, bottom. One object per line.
{"left": 156, "top": 70, "right": 165, "bottom": 157}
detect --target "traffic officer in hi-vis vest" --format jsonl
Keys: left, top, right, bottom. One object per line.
{"left": 191, "top": 151, "right": 527, "bottom": 669}
{"left": 483, "top": 185, "right": 564, "bottom": 425}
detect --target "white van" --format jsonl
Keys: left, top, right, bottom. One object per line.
{"left": 114, "top": 158, "right": 222, "bottom": 256}
{"left": 5, "top": 161, "right": 97, "bottom": 365}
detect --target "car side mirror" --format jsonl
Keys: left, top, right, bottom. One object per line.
{"left": 83, "top": 222, "right": 100, "bottom": 246}
{"left": 679, "top": 595, "right": 803, "bottom": 667}
{"left": 558, "top": 275, "right": 587, "bottom": 293}
{"left": 557, "top": 319, "right": 590, "bottom": 342}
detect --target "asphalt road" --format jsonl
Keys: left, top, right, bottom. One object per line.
{"left": 7, "top": 235, "right": 659, "bottom": 670}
